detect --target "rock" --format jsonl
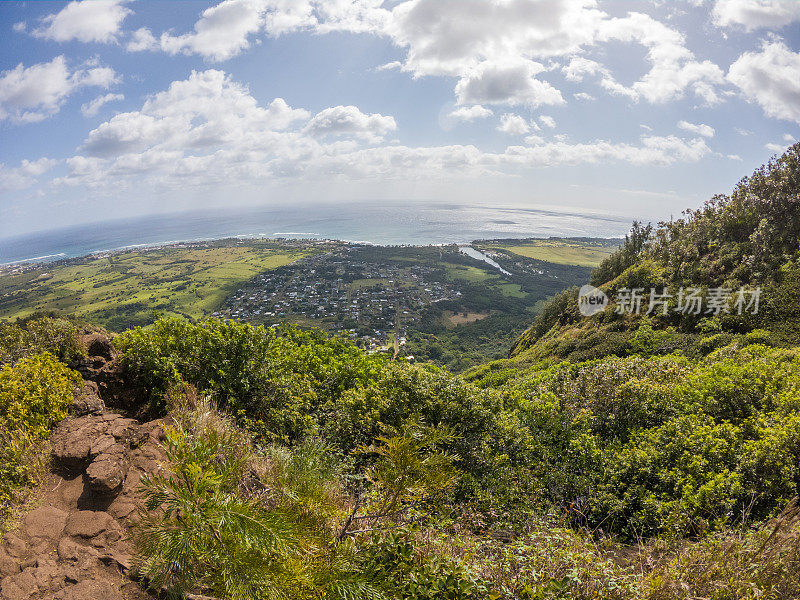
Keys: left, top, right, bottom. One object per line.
{"left": 63, "top": 511, "right": 122, "bottom": 549}
{"left": 0, "top": 568, "right": 38, "bottom": 600}
{"left": 0, "top": 579, "right": 26, "bottom": 600}
{"left": 86, "top": 450, "right": 129, "bottom": 496}
{"left": 32, "top": 558, "right": 63, "bottom": 592}
{"left": 0, "top": 404, "right": 166, "bottom": 600}
{"left": 22, "top": 506, "right": 68, "bottom": 540}
{"left": 57, "top": 538, "right": 97, "bottom": 563}
{"left": 51, "top": 422, "right": 93, "bottom": 471}
{"left": 89, "top": 435, "right": 116, "bottom": 458}
{"left": 70, "top": 382, "right": 105, "bottom": 417}
{"left": 84, "top": 335, "right": 115, "bottom": 361}
{"left": 0, "top": 534, "right": 27, "bottom": 560}
{"left": 0, "top": 550, "right": 20, "bottom": 579}
{"left": 99, "top": 550, "right": 131, "bottom": 572}
{"left": 106, "top": 498, "right": 137, "bottom": 521}
{"left": 64, "top": 511, "right": 116, "bottom": 540}
{"left": 59, "top": 580, "right": 120, "bottom": 600}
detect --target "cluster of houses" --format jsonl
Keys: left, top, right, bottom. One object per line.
{"left": 214, "top": 247, "right": 463, "bottom": 351}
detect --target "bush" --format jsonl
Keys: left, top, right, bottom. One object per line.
{"left": 134, "top": 425, "right": 305, "bottom": 600}
{"left": 360, "top": 530, "right": 494, "bottom": 600}
{"left": 499, "top": 345, "right": 800, "bottom": 538}
{"left": 0, "top": 353, "right": 81, "bottom": 520}
{"left": 0, "top": 317, "right": 84, "bottom": 365}
{"left": 117, "top": 317, "right": 386, "bottom": 441}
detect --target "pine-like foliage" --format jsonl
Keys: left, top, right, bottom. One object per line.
{"left": 134, "top": 425, "right": 305, "bottom": 599}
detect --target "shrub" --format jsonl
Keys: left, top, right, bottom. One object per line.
{"left": 360, "top": 530, "right": 494, "bottom": 600}
{"left": 134, "top": 425, "right": 305, "bottom": 600}
{"left": 0, "top": 353, "right": 81, "bottom": 520}
{"left": 0, "top": 317, "right": 84, "bottom": 365}
{"left": 117, "top": 317, "right": 386, "bottom": 440}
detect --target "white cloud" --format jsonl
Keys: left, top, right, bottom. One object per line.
{"left": 712, "top": 0, "right": 800, "bottom": 30}
{"left": 0, "top": 56, "right": 117, "bottom": 123}
{"left": 385, "top": 0, "right": 603, "bottom": 77}
{"left": 449, "top": 105, "right": 493, "bottom": 121}
{"left": 81, "top": 70, "right": 310, "bottom": 158}
{"left": 677, "top": 120, "right": 715, "bottom": 137}
{"left": 158, "top": 0, "right": 270, "bottom": 62}
{"left": 0, "top": 158, "right": 57, "bottom": 192}
{"left": 727, "top": 154, "right": 743, "bottom": 160}
{"left": 562, "top": 56, "right": 603, "bottom": 82}
{"left": 539, "top": 115, "right": 557, "bottom": 128}
{"left": 50, "top": 68, "right": 714, "bottom": 197}
{"left": 127, "top": 28, "right": 158, "bottom": 52}
{"left": 596, "top": 12, "right": 725, "bottom": 104}
{"left": 497, "top": 114, "right": 531, "bottom": 135}
{"left": 573, "top": 92, "right": 595, "bottom": 101}
{"left": 455, "top": 59, "right": 564, "bottom": 107}
{"left": 81, "top": 93, "right": 124, "bottom": 117}
{"left": 304, "top": 105, "right": 397, "bottom": 141}
{"left": 728, "top": 40, "right": 800, "bottom": 124}
{"left": 501, "top": 135, "right": 711, "bottom": 167}
{"left": 765, "top": 141, "right": 788, "bottom": 153}
{"left": 125, "top": 1, "right": 729, "bottom": 110}
{"left": 30, "top": 0, "right": 131, "bottom": 43}
{"left": 784, "top": 134, "right": 796, "bottom": 142}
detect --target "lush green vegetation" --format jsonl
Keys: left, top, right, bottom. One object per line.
{"left": 5, "top": 148, "right": 800, "bottom": 598}
{"left": 509, "top": 144, "right": 800, "bottom": 362}
{"left": 0, "top": 317, "right": 83, "bottom": 524}
{"left": 0, "top": 240, "right": 309, "bottom": 331}
{"left": 118, "top": 313, "right": 800, "bottom": 599}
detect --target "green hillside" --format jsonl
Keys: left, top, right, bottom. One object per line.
{"left": 503, "top": 143, "right": 800, "bottom": 366}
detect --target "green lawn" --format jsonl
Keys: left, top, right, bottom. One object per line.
{"left": 482, "top": 238, "right": 619, "bottom": 267}
{"left": 445, "top": 264, "right": 492, "bottom": 283}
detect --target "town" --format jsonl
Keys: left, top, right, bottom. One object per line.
{"left": 214, "top": 245, "right": 466, "bottom": 354}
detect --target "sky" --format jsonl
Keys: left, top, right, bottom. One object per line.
{"left": 0, "top": 0, "right": 799, "bottom": 238}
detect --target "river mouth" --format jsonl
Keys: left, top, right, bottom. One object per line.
{"left": 459, "top": 245, "right": 512, "bottom": 276}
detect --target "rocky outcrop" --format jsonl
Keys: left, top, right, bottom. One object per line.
{"left": 0, "top": 400, "right": 166, "bottom": 599}
{"left": 68, "top": 382, "right": 104, "bottom": 417}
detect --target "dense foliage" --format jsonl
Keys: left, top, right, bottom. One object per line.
{"left": 118, "top": 317, "right": 540, "bottom": 514}
{"left": 512, "top": 143, "right": 800, "bottom": 360}
{"left": 120, "top": 314, "right": 800, "bottom": 547}
{"left": 0, "top": 315, "right": 85, "bottom": 365}
{"left": 0, "top": 351, "right": 81, "bottom": 520}
{"left": 6, "top": 148, "right": 800, "bottom": 598}
{"left": 136, "top": 393, "right": 493, "bottom": 599}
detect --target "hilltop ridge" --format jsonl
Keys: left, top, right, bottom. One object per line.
{"left": 503, "top": 142, "right": 800, "bottom": 366}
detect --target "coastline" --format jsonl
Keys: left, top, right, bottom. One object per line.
{"left": 0, "top": 234, "right": 623, "bottom": 275}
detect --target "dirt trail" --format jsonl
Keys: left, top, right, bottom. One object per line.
{"left": 0, "top": 334, "right": 165, "bottom": 600}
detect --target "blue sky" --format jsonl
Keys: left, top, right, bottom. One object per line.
{"left": 1, "top": 0, "right": 799, "bottom": 238}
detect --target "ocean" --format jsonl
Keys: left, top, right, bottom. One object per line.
{"left": 0, "top": 201, "right": 631, "bottom": 265}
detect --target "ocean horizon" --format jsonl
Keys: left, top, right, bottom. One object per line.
{"left": 0, "top": 201, "right": 631, "bottom": 265}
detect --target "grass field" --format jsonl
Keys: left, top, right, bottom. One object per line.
{"left": 348, "top": 278, "right": 391, "bottom": 290}
{"left": 481, "top": 238, "right": 619, "bottom": 267}
{"left": 445, "top": 264, "right": 492, "bottom": 283}
{"left": 443, "top": 310, "right": 489, "bottom": 327}
{"left": 0, "top": 244, "right": 307, "bottom": 330}
{"left": 496, "top": 282, "right": 527, "bottom": 298}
